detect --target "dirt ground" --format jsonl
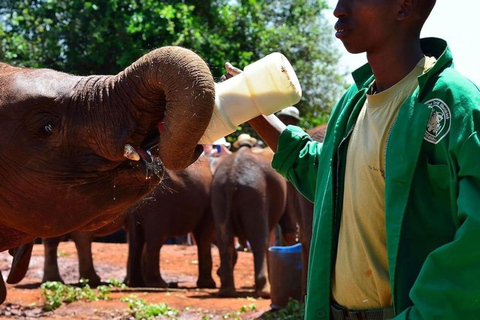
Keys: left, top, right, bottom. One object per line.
{"left": 0, "top": 242, "right": 274, "bottom": 319}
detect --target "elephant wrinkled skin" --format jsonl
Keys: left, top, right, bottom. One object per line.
{"left": 0, "top": 46, "right": 215, "bottom": 303}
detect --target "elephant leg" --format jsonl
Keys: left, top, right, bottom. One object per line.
{"left": 7, "top": 242, "right": 34, "bottom": 285}
{"left": 215, "top": 222, "right": 237, "bottom": 297}
{"left": 125, "top": 213, "right": 145, "bottom": 287}
{"left": 42, "top": 237, "right": 64, "bottom": 283}
{"left": 243, "top": 213, "right": 270, "bottom": 298}
{"left": 142, "top": 237, "right": 168, "bottom": 288}
{"left": 298, "top": 198, "right": 314, "bottom": 301}
{"left": 70, "top": 231, "right": 101, "bottom": 287}
{"left": 212, "top": 184, "right": 237, "bottom": 297}
{"left": 278, "top": 209, "right": 298, "bottom": 246}
{"left": 192, "top": 211, "right": 215, "bottom": 289}
{"left": 280, "top": 182, "right": 300, "bottom": 247}
{"left": 216, "top": 240, "right": 237, "bottom": 297}
{"left": 0, "top": 271, "right": 5, "bottom": 304}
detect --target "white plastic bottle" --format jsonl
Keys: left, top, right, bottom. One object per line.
{"left": 199, "top": 52, "right": 302, "bottom": 144}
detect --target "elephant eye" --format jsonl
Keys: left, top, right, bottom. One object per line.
{"left": 30, "top": 111, "right": 60, "bottom": 138}
{"left": 38, "top": 123, "right": 55, "bottom": 137}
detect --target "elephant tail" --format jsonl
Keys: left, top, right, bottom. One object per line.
{"left": 211, "top": 181, "right": 238, "bottom": 238}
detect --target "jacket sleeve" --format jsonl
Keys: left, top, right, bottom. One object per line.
{"left": 271, "top": 125, "right": 323, "bottom": 202}
{"left": 394, "top": 131, "right": 480, "bottom": 320}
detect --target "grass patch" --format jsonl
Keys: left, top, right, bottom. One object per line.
{"left": 41, "top": 281, "right": 108, "bottom": 311}
{"left": 200, "top": 304, "right": 257, "bottom": 320}
{"left": 40, "top": 278, "right": 126, "bottom": 311}
{"left": 121, "top": 295, "right": 179, "bottom": 319}
{"left": 261, "top": 299, "right": 304, "bottom": 320}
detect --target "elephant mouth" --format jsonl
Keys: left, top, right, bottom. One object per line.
{"left": 123, "top": 126, "right": 165, "bottom": 181}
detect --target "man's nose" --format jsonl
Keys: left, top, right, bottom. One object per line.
{"left": 333, "top": 0, "right": 348, "bottom": 18}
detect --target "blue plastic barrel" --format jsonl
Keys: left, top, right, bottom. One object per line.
{"left": 268, "top": 242, "right": 302, "bottom": 309}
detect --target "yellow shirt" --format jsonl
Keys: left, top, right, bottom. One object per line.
{"left": 332, "top": 56, "right": 437, "bottom": 309}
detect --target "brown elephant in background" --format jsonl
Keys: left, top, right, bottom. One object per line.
{"left": 42, "top": 217, "right": 126, "bottom": 287}
{"left": 211, "top": 145, "right": 288, "bottom": 298}
{"left": 0, "top": 46, "right": 216, "bottom": 303}
{"left": 125, "top": 156, "right": 215, "bottom": 289}
{"left": 250, "top": 146, "right": 298, "bottom": 248}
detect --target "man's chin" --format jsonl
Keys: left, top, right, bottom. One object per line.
{"left": 343, "top": 46, "right": 365, "bottom": 54}
{"left": 337, "top": 40, "right": 364, "bottom": 54}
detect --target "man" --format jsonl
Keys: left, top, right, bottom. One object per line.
{"left": 203, "top": 137, "right": 232, "bottom": 158}
{"left": 226, "top": 0, "right": 480, "bottom": 319}
{"left": 276, "top": 106, "right": 301, "bottom": 126}
{"left": 233, "top": 133, "right": 258, "bottom": 149}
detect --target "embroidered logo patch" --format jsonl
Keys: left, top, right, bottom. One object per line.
{"left": 424, "top": 98, "right": 451, "bottom": 144}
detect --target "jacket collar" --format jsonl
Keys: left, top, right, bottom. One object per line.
{"left": 350, "top": 37, "right": 451, "bottom": 97}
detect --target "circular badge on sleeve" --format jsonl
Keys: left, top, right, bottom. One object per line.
{"left": 424, "top": 98, "right": 451, "bottom": 144}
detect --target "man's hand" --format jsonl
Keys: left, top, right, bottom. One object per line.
{"left": 220, "top": 62, "right": 243, "bottom": 81}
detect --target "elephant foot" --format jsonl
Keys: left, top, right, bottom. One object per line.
{"left": 218, "top": 286, "right": 236, "bottom": 297}
{"left": 42, "top": 275, "right": 64, "bottom": 284}
{"left": 125, "top": 279, "right": 144, "bottom": 288}
{"left": 255, "top": 288, "right": 271, "bottom": 299}
{"left": 197, "top": 277, "right": 216, "bottom": 289}
{"left": 124, "top": 275, "right": 145, "bottom": 288}
{"left": 81, "top": 276, "right": 102, "bottom": 288}
{"left": 145, "top": 278, "right": 169, "bottom": 288}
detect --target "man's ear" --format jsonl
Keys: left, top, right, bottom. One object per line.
{"left": 397, "top": 0, "right": 415, "bottom": 21}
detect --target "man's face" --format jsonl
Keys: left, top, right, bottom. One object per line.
{"left": 333, "top": 0, "right": 400, "bottom": 54}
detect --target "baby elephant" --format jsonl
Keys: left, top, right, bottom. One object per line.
{"left": 211, "top": 145, "right": 287, "bottom": 298}
{"left": 125, "top": 156, "right": 215, "bottom": 289}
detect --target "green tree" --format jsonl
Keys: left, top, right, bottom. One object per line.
{"left": 0, "top": 0, "right": 346, "bottom": 132}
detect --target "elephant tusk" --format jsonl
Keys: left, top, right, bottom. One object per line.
{"left": 123, "top": 144, "right": 141, "bottom": 161}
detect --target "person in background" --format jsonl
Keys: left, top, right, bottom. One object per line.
{"left": 233, "top": 133, "right": 257, "bottom": 149}
{"left": 213, "top": 137, "right": 232, "bottom": 156}
{"left": 203, "top": 137, "right": 232, "bottom": 174}
{"left": 203, "top": 137, "right": 232, "bottom": 157}
{"left": 224, "top": 0, "right": 480, "bottom": 319}
{"left": 276, "top": 106, "right": 301, "bottom": 127}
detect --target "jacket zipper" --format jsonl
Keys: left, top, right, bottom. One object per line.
{"left": 383, "top": 117, "right": 397, "bottom": 179}
{"left": 332, "top": 126, "right": 355, "bottom": 265}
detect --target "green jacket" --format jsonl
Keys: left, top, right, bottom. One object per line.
{"left": 272, "top": 38, "right": 480, "bottom": 320}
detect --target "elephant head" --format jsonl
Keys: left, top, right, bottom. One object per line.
{"left": 0, "top": 46, "right": 215, "bottom": 251}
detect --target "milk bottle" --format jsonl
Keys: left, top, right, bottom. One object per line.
{"left": 199, "top": 53, "right": 302, "bottom": 144}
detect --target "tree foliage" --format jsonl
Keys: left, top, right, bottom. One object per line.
{"left": 0, "top": 0, "right": 346, "bottom": 132}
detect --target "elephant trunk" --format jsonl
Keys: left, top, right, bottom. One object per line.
{"left": 115, "top": 46, "right": 215, "bottom": 170}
